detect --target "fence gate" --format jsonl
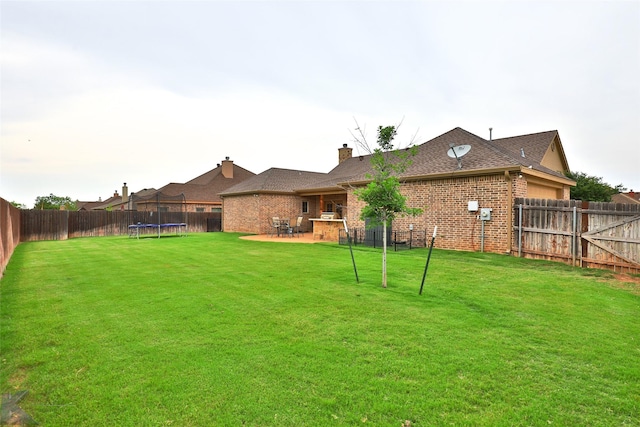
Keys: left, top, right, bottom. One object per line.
{"left": 514, "top": 198, "right": 640, "bottom": 274}
{"left": 580, "top": 211, "right": 640, "bottom": 272}
{"left": 206, "top": 214, "right": 222, "bottom": 232}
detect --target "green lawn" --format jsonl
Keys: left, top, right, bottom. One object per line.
{"left": 1, "top": 233, "right": 638, "bottom": 426}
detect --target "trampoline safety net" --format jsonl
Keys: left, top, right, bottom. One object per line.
{"left": 127, "top": 191, "right": 187, "bottom": 238}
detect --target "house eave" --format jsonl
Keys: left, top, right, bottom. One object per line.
{"left": 337, "top": 167, "right": 523, "bottom": 187}
{"left": 520, "top": 167, "right": 576, "bottom": 187}
{"left": 220, "top": 190, "right": 295, "bottom": 198}
{"left": 296, "top": 187, "right": 346, "bottom": 196}
{"left": 183, "top": 200, "right": 222, "bottom": 205}
{"left": 335, "top": 166, "right": 576, "bottom": 188}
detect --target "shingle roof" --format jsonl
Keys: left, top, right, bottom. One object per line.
{"left": 185, "top": 164, "right": 255, "bottom": 186}
{"left": 158, "top": 183, "right": 210, "bottom": 200}
{"left": 129, "top": 188, "right": 159, "bottom": 199}
{"left": 319, "top": 127, "right": 567, "bottom": 186}
{"left": 86, "top": 194, "right": 129, "bottom": 210}
{"left": 220, "top": 168, "right": 328, "bottom": 195}
{"left": 221, "top": 127, "right": 571, "bottom": 196}
{"left": 77, "top": 200, "right": 105, "bottom": 210}
{"left": 612, "top": 193, "right": 640, "bottom": 204}
{"left": 490, "top": 130, "right": 558, "bottom": 164}
{"left": 144, "top": 163, "right": 256, "bottom": 203}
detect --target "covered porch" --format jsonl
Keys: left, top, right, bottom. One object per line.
{"left": 301, "top": 192, "right": 347, "bottom": 242}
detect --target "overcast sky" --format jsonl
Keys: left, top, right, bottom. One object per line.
{"left": 1, "top": 0, "right": 638, "bottom": 207}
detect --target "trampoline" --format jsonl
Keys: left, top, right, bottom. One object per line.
{"left": 128, "top": 222, "right": 187, "bottom": 239}
{"left": 127, "top": 191, "right": 187, "bottom": 238}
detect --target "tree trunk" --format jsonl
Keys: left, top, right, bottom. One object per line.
{"left": 382, "top": 220, "right": 387, "bottom": 288}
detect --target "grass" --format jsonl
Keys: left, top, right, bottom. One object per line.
{"left": 1, "top": 232, "right": 638, "bottom": 426}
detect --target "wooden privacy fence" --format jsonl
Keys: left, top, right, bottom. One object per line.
{"left": 513, "top": 198, "right": 640, "bottom": 273}
{"left": 1, "top": 198, "right": 21, "bottom": 277}
{"left": 20, "top": 210, "right": 221, "bottom": 242}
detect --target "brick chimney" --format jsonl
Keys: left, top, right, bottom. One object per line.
{"left": 222, "top": 157, "right": 233, "bottom": 178}
{"left": 122, "top": 182, "right": 129, "bottom": 203}
{"left": 338, "top": 144, "right": 352, "bottom": 164}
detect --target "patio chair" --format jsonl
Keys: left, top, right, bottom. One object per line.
{"left": 280, "top": 218, "right": 293, "bottom": 237}
{"left": 292, "top": 216, "right": 304, "bottom": 237}
{"left": 269, "top": 217, "right": 280, "bottom": 237}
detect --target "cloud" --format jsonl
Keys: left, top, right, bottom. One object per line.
{"left": 1, "top": 0, "right": 639, "bottom": 205}
{"left": 1, "top": 78, "right": 361, "bottom": 202}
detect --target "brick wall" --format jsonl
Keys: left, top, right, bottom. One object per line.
{"left": 223, "top": 194, "right": 315, "bottom": 234}
{"left": 346, "top": 173, "right": 521, "bottom": 253}
{"left": 222, "top": 194, "right": 260, "bottom": 233}
{"left": 222, "top": 172, "right": 569, "bottom": 255}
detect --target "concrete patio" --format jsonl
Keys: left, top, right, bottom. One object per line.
{"left": 239, "top": 233, "right": 320, "bottom": 244}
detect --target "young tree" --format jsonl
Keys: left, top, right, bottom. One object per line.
{"left": 34, "top": 194, "right": 77, "bottom": 210}
{"left": 353, "top": 123, "right": 423, "bottom": 288}
{"left": 565, "top": 171, "right": 626, "bottom": 202}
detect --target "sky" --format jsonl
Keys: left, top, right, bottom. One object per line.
{"left": 1, "top": 0, "right": 639, "bottom": 208}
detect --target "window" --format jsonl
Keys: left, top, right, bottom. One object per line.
{"left": 326, "top": 202, "right": 333, "bottom": 212}
{"left": 196, "top": 207, "right": 205, "bottom": 212}
{"left": 211, "top": 207, "right": 222, "bottom": 212}
{"left": 301, "top": 201, "right": 309, "bottom": 214}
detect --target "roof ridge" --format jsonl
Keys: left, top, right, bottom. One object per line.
{"left": 265, "top": 166, "right": 327, "bottom": 175}
{"left": 492, "top": 130, "right": 558, "bottom": 142}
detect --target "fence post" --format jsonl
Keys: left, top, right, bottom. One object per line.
{"left": 572, "top": 205, "right": 577, "bottom": 266}
{"left": 518, "top": 204, "right": 523, "bottom": 257}
{"left": 581, "top": 201, "right": 589, "bottom": 268}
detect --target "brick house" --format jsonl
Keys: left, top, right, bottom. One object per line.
{"left": 87, "top": 158, "right": 255, "bottom": 213}
{"left": 77, "top": 190, "right": 129, "bottom": 211}
{"left": 221, "top": 127, "right": 575, "bottom": 254}
{"left": 612, "top": 191, "right": 640, "bottom": 204}
{"left": 79, "top": 187, "right": 157, "bottom": 211}
{"left": 132, "top": 158, "right": 255, "bottom": 213}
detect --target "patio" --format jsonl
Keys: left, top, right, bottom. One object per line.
{"left": 239, "top": 233, "right": 319, "bottom": 244}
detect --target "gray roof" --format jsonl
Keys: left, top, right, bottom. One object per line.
{"left": 221, "top": 127, "right": 571, "bottom": 196}
{"left": 142, "top": 163, "right": 256, "bottom": 203}
{"left": 185, "top": 163, "right": 255, "bottom": 186}
{"left": 220, "top": 168, "right": 328, "bottom": 195}
{"left": 491, "top": 130, "right": 559, "bottom": 164}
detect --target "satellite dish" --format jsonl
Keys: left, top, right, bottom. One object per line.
{"left": 447, "top": 144, "right": 471, "bottom": 159}
{"left": 447, "top": 144, "right": 471, "bottom": 169}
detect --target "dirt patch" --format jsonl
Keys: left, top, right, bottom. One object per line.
{"left": 606, "top": 273, "right": 640, "bottom": 295}
{"left": 613, "top": 273, "right": 640, "bottom": 284}
{"left": 8, "top": 368, "right": 27, "bottom": 390}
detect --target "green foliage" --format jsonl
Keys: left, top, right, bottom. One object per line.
{"left": 33, "top": 193, "right": 77, "bottom": 210}
{"left": 353, "top": 124, "right": 423, "bottom": 288}
{"left": 566, "top": 171, "right": 626, "bottom": 202}
{"left": 1, "top": 234, "right": 638, "bottom": 426}
{"left": 355, "top": 125, "right": 422, "bottom": 227}
{"left": 9, "top": 201, "right": 27, "bottom": 209}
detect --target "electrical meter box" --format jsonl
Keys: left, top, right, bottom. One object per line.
{"left": 480, "top": 207, "right": 492, "bottom": 221}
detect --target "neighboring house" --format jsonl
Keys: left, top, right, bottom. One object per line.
{"left": 612, "top": 191, "right": 640, "bottom": 204}
{"left": 77, "top": 187, "right": 138, "bottom": 211}
{"left": 86, "top": 158, "right": 255, "bottom": 213}
{"left": 221, "top": 127, "right": 575, "bottom": 254}
{"left": 79, "top": 186, "right": 156, "bottom": 211}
